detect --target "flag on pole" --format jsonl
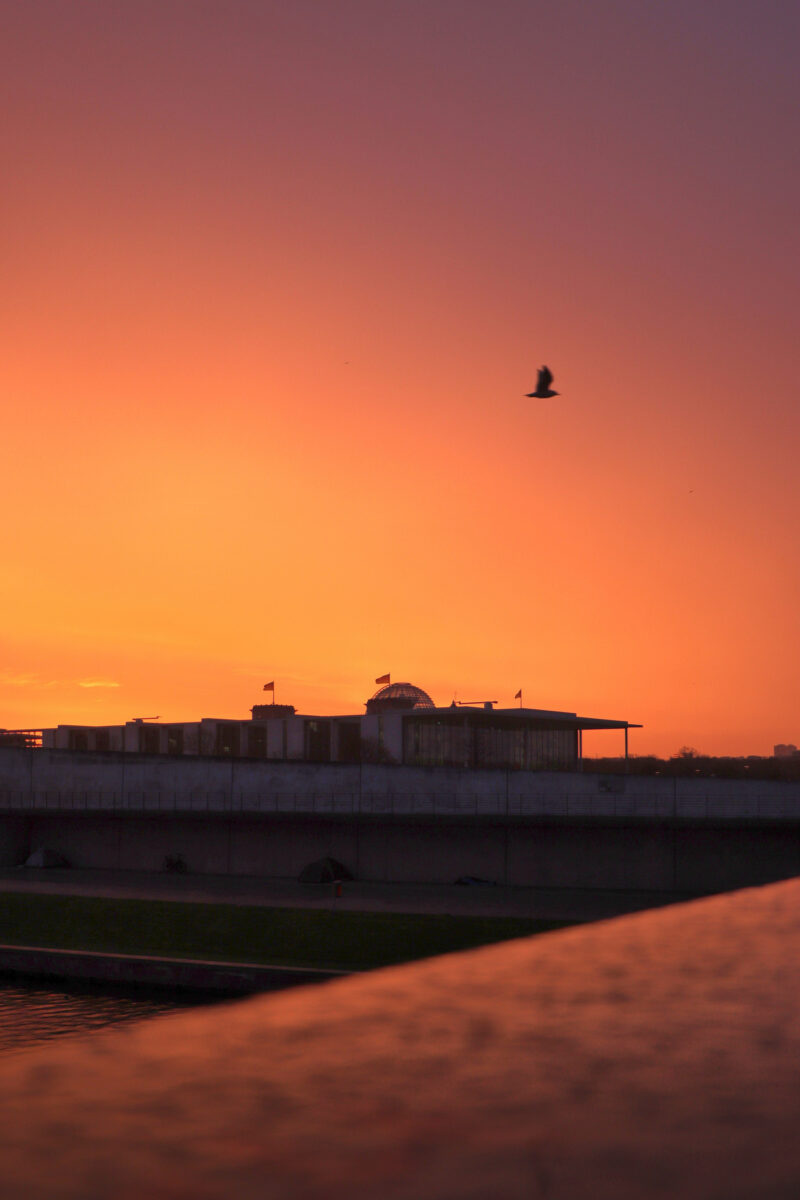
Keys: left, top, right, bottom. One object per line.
{"left": 514, "top": 689, "right": 522, "bottom": 700}
{"left": 375, "top": 673, "right": 390, "bottom": 685}
{"left": 263, "top": 681, "right": 274, "bottom": 691}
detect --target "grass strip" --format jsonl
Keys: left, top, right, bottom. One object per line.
{"left": 0, "top": 892, "right": 571, "bottom": 971}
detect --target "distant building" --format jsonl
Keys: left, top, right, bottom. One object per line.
{"left": 0, "top": 729, "right": 41, "bottom": 749}
{"left": 774, "top": 744, "right": 799, "bottom": 758}
{"left": 41, "top": 680, "right": 640, "bottom": 770}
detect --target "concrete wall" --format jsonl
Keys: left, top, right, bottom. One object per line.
{"left": 2, "top": 748, "right": 800, "bottom": 891}
{"left": 0, "top": 817, "right": 30, "bottom": 870}
{"left": 2, "top": 748, "right": 800, "bottom": 821}
{"left": 8, "top": 813, "right": 800, "bottom": 893}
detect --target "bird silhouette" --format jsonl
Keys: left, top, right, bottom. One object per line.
{"left": 526, "top": 365, "right": 559, "bottom": 398}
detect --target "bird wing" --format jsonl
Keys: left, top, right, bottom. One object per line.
{"left": 538, "top": 365, "right": 553, "bottom": 390}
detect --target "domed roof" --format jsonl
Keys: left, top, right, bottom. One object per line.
{"left": 365, "top": 682, "right": 435, "bottom": 714}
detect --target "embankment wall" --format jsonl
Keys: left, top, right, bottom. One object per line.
{"left": 1, "top": 748, "right": 799, "bottom": 892}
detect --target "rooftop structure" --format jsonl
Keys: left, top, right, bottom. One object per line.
{"left": 0, "top": 729, "right": 42, "bottom": 749}
{"left": 365, "top": 681, "right": 435, "bottom": 714}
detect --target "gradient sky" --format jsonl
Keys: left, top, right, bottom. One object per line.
{"left": 1, "top": 1, "right": 797, "bottom": 756}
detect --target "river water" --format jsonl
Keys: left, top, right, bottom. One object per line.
{"left": 0, "top": 977, "right": 218, "bottom": 1054}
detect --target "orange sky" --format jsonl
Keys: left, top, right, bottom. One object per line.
{"left": 2, "top": 2, "right": 798, "bottom": 756}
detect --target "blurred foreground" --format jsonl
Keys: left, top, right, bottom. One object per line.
{"left": 0, "top": 878, "right": 797, "bottom": 1197}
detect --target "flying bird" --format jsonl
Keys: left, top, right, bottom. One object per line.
{"left": 526, "top": 365, "right": 559, "bottom": 398}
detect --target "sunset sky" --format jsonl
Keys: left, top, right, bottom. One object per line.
{"left": 2, "top": 1, "right": 797, "bottom": 756}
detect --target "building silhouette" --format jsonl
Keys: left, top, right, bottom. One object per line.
{"left": 42, "top": 681, "right": 638, "bottom": 769}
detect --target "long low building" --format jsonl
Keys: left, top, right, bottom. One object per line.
{"left": 42, "top": 681, "right": 639, "bottom": 770}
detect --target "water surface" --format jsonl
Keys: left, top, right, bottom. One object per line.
{"left": 0, "top": 977, "right": 217, "bottom": 1054}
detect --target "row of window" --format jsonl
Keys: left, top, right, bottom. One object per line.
{"left": 67, "top": 724, "right": 291, "bottom": 757}
{"left": 68, "top": 728, "right": 185, "bottom": 754}
{"left": 65, "top": 720, "right": 577, "bottom": 768}
{"left": 403, "top": 722, "right": 577, "bottom": 769}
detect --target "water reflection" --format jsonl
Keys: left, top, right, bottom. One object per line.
{"left": 0, "top": 977, "right": 219, "bottom": 1054}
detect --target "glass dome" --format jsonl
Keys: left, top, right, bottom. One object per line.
{"left": 365, "top": 682, "right": 435, "bottom": 714}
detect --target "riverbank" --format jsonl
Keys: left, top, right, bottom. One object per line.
{"left": 0, "top": 870, "right": 700, "bottom": 989}
{"left": 0, "top": 867, "right": 698, "bottom": 921}
{"left": 0, "top": 943, "right": 348, "bottom": 993}
{"left": 0, "top": 890, "right": 569, "bottom": 976}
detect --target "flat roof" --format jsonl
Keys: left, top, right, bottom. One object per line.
{"left": 399, "top": 707, "right": 642, "bottom": 730}
{"left": 49, "top": 709, "right": 642, "bottom": 732}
